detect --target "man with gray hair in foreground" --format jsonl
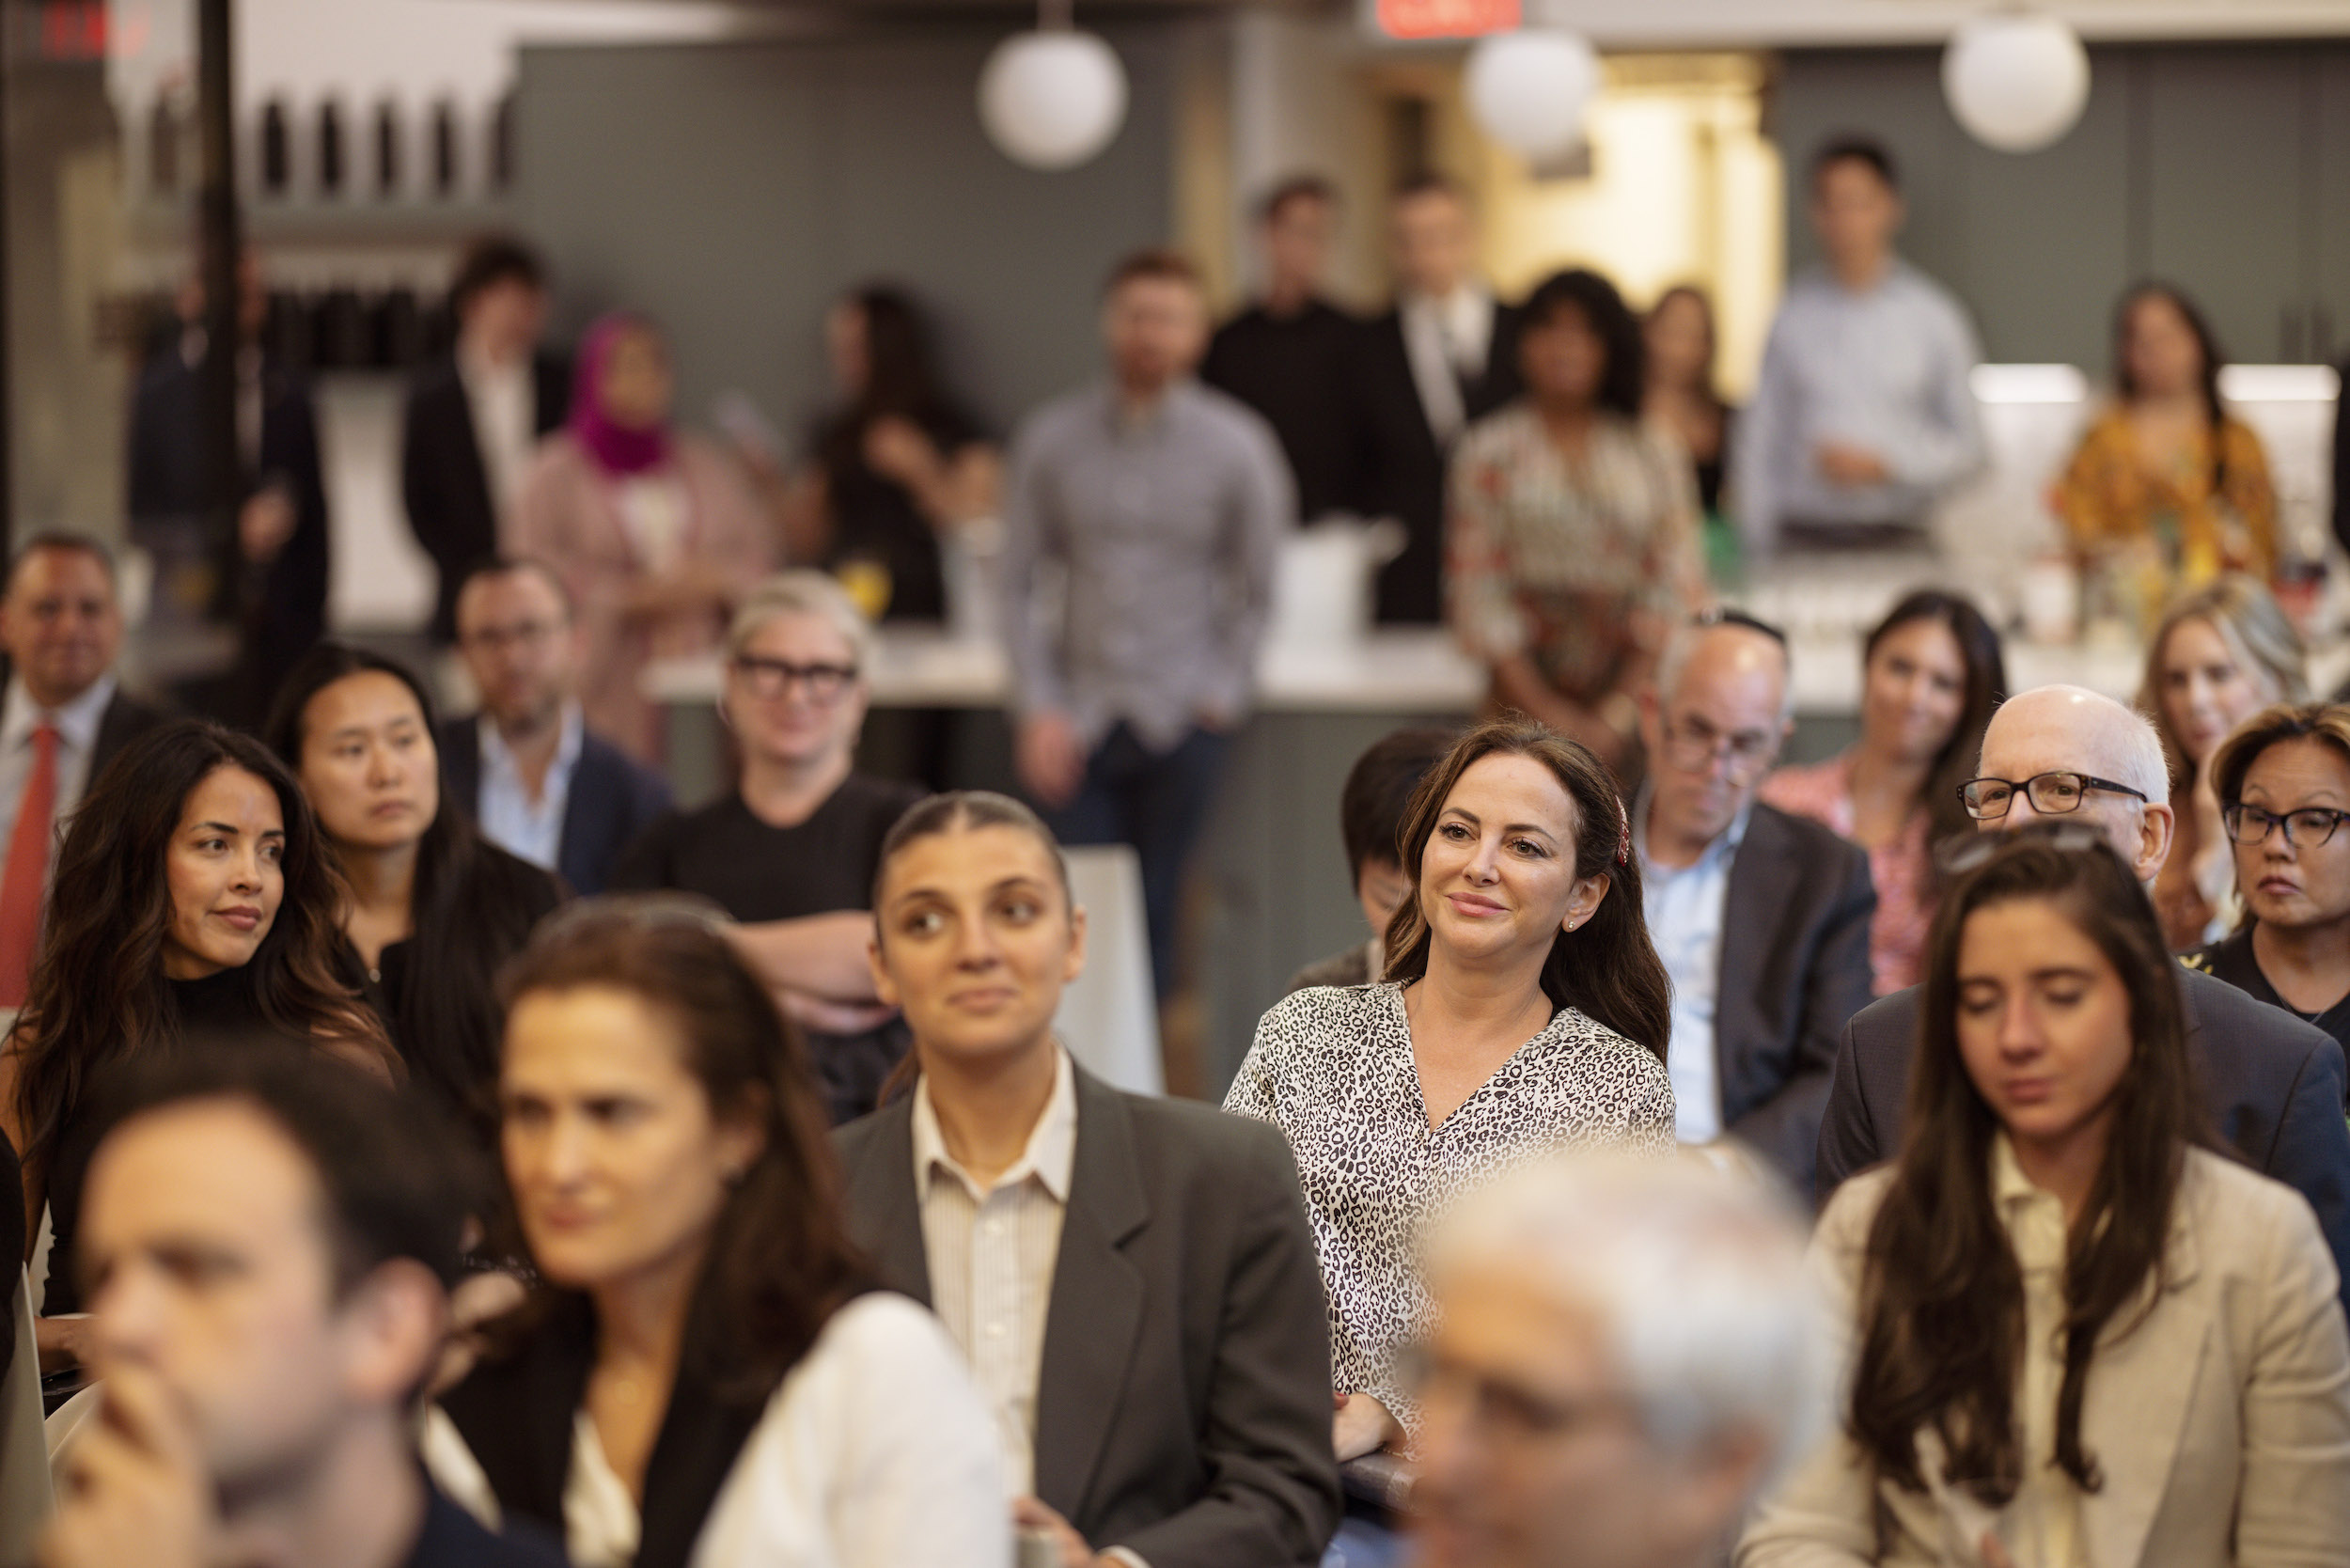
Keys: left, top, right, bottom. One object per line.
{"left": 1410, "top": 1152, "right": 1828, "bottom": 1568}
{"left": 1815, "top": 682, "right": 2350, "bottom": 1302}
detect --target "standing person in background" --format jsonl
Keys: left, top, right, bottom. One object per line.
{"left": 2058, "top": 284, "right": 2278, "bottom": 605}
{"left": 2140, "top": 575, "right": 2308, "bottom": 949}
{"left": 1733, "top": 137, "right": 1983, "bottom": 558}
{"left": 1448, "top": 268, "right": 1707, "bottom": 776}
{"left": 512, "top": 312, "right": 773, "bottom": 768}
{"left": 1001, "top": 250, "right": 1289, "bottom": 1002}
{"left": 1642, "top": 284, "right": 1735, "bottom": 532}
{"left": 1203, "top": 176, "right": 1359, "bottom": 523}
{"left": 402, "top": 234, "right": 569, "bottom": 645}
{"left": 1348, "top": 177, "right": 1523, "bottom": 623}
{"left": 1761, "top": 590, "right": 2005, "bottom": 996}
{"left": 1286, "top": 726, "right": 1457, "bottom": 992}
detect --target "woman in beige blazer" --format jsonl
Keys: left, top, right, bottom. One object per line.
{"left": 1740, "top": 828, "right": 2350, "bottom": 1568}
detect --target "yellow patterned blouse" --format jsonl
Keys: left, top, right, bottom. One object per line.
{"left": 2053, "top": 407, "right": 2277, "bottom": 587}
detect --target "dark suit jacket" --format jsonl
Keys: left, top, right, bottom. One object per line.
{"left": 833, "top": 1067, "right": 1341, "bottom": 1568}
{"left": 401, "top": 353, "right": 570, "bottom": 641}
{"left": 1711, "top": 803, "right": 1878, "bottom": 1197}
{"left": 435, "top": 713, "right": 671, "bottom": 897}
{"left": 1816, "top": 963, "right": 2350, "bottom": 1308}
{"left": 1343, "top": 302, "right": 1522, "bottom": 624}
{"left": 0, "top": 678, "right": 172, "bottom": 788}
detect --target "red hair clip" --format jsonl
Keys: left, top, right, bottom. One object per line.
{"left": 1615, "top": 793, "right": 1632, "bottom": 867}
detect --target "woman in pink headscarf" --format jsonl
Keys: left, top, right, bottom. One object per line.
{"left": 511, "top": 313, "right": 774, "bottom": 764}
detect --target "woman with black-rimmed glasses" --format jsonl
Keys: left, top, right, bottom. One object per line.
{"left": 610, "top": 571, "right": 926, "bottom": 1121}
{"left": 2180, "top": 702, "right": 2350, "bottom": 1051}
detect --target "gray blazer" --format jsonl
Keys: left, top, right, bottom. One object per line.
{"left": 832, "top": 1066, "right": 1342, "bottom": 1568}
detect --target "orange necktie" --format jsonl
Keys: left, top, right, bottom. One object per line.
{"left": 0, "top": 725, "right": 61, "bottom": 1007}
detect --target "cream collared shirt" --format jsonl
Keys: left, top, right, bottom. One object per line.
{"left": 1989, "top": 1134, "right": 2089, "bottom": 1568}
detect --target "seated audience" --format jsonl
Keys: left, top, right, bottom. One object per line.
{"left": 1414, "top": 1152, "right": 1827, "bottom": 1568}
{"left": 0, "top": 533, "right": 169, "bottom": 1006}
{"left": 1288, "top": 726, "right": 1456, "bottom": 992}
{"left": 49, "top": 1046, "right": 561, "bottom": 1568}
{"left": 2140, "top": 575, "right": 2308, "bottom": 949}
{"left": 441, "top": 557, "right": 671, "bottom": 896}
{"left": 837, "top": 792, "right": 1341, "bottom": 1566}
{"left": 1761, "top": 591, "right": 2004, "bottom": 995}
{"left": 513, "top": 311, "right": 773, "bottom": 767}
{"left": 0, "top": 720, "right": 393, "bottom": 1344}
{"left": 612, "top": 571, "right": 922, "bottom": 1123}
{"left": 2186, "top": 703, "right": 2350, "bottom": 1052}
{"left": 1226, "top": 717, "right": 1674, "bottom": 1464}
{"left": 2057, "top": 282, "right": 2279, "bottom": 600}
{"left": 1641, "top": 284, "right": 1735, "bottom": 527}
{"left": 1816, "top": 684, "right": 2350, "bottom": 1308}
{"left": 268, "top": 645, "right": 562, "bottom": 1132}
{"left": 1447, "top": 267, "right": 1707, "bottom": 773}
{"left": 1637, "top": 612, "right": 1875, "bottom": 1195}
{"left": 1743, "top": 832, "right": 2350, "bottom": 1568}
{"left": 429, "top": 900, "right": 1008, "bottom": 1567}
{"left": 401, "top": 233, "right": 568, "bottom": 644}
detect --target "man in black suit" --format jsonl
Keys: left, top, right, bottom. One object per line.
{"left": 1816, "top": 683, "right": 2350, "bottom": 1303}
{"left": 402, "top": 235, "right": 568, "bottom": 643}
{"left": 1634, "top": 612, "right": 1876, "bottom": 1198}
{"left": 1346, "top": 175, "right": 1521, "bottom": 623}
{"left": 438, "top": 558, "right": 668, "bottom": 896}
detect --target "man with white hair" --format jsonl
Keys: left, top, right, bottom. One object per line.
{"left": 1411, "top": 1152, "right": 1828, "bottom": 1568}
{"left": 1816, "top": 683, "right": 2350, "bottom": 1300}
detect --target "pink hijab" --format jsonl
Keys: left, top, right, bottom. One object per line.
{"left": 568, "top": 312, "right": 672, "bottom": 476}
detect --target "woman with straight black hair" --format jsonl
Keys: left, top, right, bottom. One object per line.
{"left": 266, "top": 642, "right": 561, "bottom": 1131}
{"left": 1228, "top": 716, "right": 1674, "bottom": 1465}
{"left": 1740, "top": 831, "right": 2350, "bottom": 1568}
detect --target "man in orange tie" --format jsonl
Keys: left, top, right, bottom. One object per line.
{"left": 0, "top": 535, "right": 168, "bottom": 1004}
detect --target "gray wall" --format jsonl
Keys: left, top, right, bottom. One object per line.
{"left": 512, "top": 25, "right": 1207, "bottom": 444}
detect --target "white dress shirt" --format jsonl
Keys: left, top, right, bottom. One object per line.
{"left": 1636, "top": 793, "right": 1752, "bottom": 1147}
{"left": 1399, "top": 286, "right": 1497, "bottom": 446}
{"left": 0, "top": 673, "right": 116, "bottom": 883}
{"left": 458, "top": 342, "right": 537, "bottom": 525}
{"left": 475, "top": 702, "right": 585, "bottom": 874}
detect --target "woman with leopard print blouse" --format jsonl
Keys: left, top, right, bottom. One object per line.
{"left": 1225, "top": 716, "right": 1676, "bottom": 1464}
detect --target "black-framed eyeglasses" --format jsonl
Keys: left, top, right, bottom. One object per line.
{"left": 729, "top": 655, "right": 859, "bottom": 703}
{"left": 1658, "top": 714, "right": 1777, "bottom": 777}
{"left": 2223, "top": 803, "right": 2350, "bottom": 850}
{"left": 1958, "top": 772, "right": 2150, "bottom": 820}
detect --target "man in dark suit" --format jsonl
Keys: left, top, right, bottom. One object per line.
{"left": 1346, "top": 175, "right": 1521, "bottom": 624}
{"left": 438, "top": 558, "right": 668, "bottom": 896}
{"left": 836, "top": 800, "right": 1340, "bottom": 1567}
{"left": 1634, "top": 612, "right": 1876, "bottom": 1197}
{"left": 402, "top": 235, "right": 568, "bottom": 644}
{"left": 1816, "top": 683, "right": 2350, "bottom": 1304}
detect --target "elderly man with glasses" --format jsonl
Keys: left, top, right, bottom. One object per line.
{"left": 1634, "top": 611, "right": 1876, "bottom": 1199}
{"left": 1817, "top": 683, "right": 2350, "bottom": 1304}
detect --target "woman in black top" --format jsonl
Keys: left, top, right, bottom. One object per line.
{"left": 2185, "top": 700, "right": 2350, "bottom": 1049}
{"left": 0, "top": 720, "right": 393, "bottom": 1342}
{"left": 612, "top": 571, "right": 923, "bottom": 1121}
{"left": 267, "top": 645, "right": 562, "bottom": 1134}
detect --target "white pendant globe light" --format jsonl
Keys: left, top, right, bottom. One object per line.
{"left": 1942, "top": 11, "right": 2091, "bottom": 153}
{"left": 978, "top": 4, "right": 1127, "bottom": 173}
{"left": 1464, "top": 27, "right": 1599, "bottom": 164}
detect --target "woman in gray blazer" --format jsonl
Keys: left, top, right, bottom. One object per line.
{"left": 1740, "top": 829, "right": 2350, "bottom": 1568}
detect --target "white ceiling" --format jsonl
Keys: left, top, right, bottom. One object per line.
{"left": 1525, "top": 0, "right": 2350, "bottom": 47}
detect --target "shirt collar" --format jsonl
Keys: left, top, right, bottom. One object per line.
{"left": 478, "top": 701, "right": 585, "bottom": 780}
{"left": 911, "top": 1046, "right": 1078, "bottom": 1205}
{"left": 1632, "top": 785, "right": 1754, "bottom": 877}
{"left": 1096, "top": 377, "right": 1198, "bottom": 436}
{"left": 2, "top": 671, "right": 115, "bottom": 754}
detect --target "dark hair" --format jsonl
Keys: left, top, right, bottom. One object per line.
{"left": 842, "top": 285, "right": 946, "bottom": 421}
{"left": 1384, "top": 717, "right": 1671, "bottom": 1057}
{"left": 1341, "top": 727, "right": 1458, "bottom": 882}
{"left": 873, "top": 791, "right": 1067, "bottom": 912}
{"left": 1392, "top": 172, "right": 1467, "bottom": 207}
{"left": 1260, "top": 174, "right": 1337, "bottom": 225}
{"left": 10, "top": 721, "right": 390, "bottom": 1198}
{"left": 446, "top": 234, "right": 546, "bottom": 318}
{"left": 1812, "top": 134, "right": 1899, "bottom": 194}
{"left": 2211, "top": 701, "right": 2350, "bottom": 810}
{"left": 1646, "top": 285, "right": 1723, "bottom": 413}
{"left": 496, "top": 900, "right": 869, "bottom": 1400}
{"left": 2113, "top": 282, "right": 2231, "bottom": 497}
{"left": 1863, "top": 591, "right": 2007, "bottom": 852}
{"left": 454, "top": 555, "right": 576, "bottom": 625}
{"left": 265, "top": 643, "right": 558, "bottom": 1123}
{"left": 4, "top": 531, "right": 115, "bottom": 597}
{"left": 1520, "top": 268, "right": 1645, "bottom": 420}
{"left": 1850, "top": 830, "right": 2200, "bottom": 1503}
{"left": 1104, "top": 248, "right": 1204, "bottom": 298}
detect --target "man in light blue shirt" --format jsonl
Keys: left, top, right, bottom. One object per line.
{"left": 1734, "top": 136, "right": 1985, "bottom": 558}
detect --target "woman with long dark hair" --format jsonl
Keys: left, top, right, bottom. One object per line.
{"left": 0, "top": 719, "right": 393, "bottom": 1342}
{"left": 267, "top": 643, "right": 561, "bottom": 1131}
{"left": 427, "top": 900, "right": 1007, "bottom": 1567}
{"left": 1642, "top": 282, "right": 1734, "bottom": 522}
{"left": 1227, "top": 716, "right": 1674, "bottom": 1464}
{"left": 1448, "top": 267, "right": 1708, "bottom": 772}
{"left": 1761, "top": 590, "right": 2006, "bottom": 994}
{"left": 1740, "top": 832, "right": 2350, "bottom": 1568}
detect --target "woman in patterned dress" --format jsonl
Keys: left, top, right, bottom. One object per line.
{"left": 1225, "top": 717, "right": 1675, "bottom": 1466}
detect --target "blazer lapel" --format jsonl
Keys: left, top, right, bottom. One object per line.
{"left": 1714, "top": 808, "right": 1787, "bottom": 1104}
{"left": 837, "top": 1101, "right": 934, "bottom": 1305}
{"left": 1030, "top": 1070, "right": 1149, "bottom": 1523}
{"left": 2079, "top": 1212, "right": 2207, "bottom": 1568}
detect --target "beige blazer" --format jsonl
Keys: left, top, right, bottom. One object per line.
{"left": 1739, "top": 1148, "right": 2350, "bottom": 1568}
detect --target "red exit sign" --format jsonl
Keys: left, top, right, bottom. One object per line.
{"left": 1376, "top": 0, "right": 1520, "bottom": 39}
